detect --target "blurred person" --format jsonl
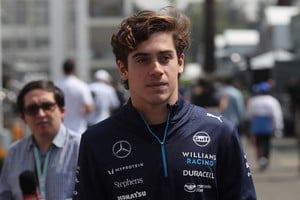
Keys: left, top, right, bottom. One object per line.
{"left": 0, "top": 145, "right": 7, "bottom": 174}
{"left": 190, "top": 78, "right": 220, "bottom": 112}
{"left": 74, "top": 8, "right": 256, "bottom": 199}
{"left": 0, "top": 80, "right": 81, "bottom": 199}
{"left": 218, "top": 75, "right": 246, "bottom": 134}
{"left": 286, "top": 76, "right": 300, "bottom": 136}
{"left": 55, "top": 58, "right": 94, "bottom": 133}
{"left": 247, "top": 82, "right": 284, "bottom": 171}
{"left": 112, "top": 80, "right": 130, "bottom": 112}
{"left": 11, "top": 120, "right": 25, "bottom": 141}
{"left": 87, "top": 69, "right": 121, "bottom": 125}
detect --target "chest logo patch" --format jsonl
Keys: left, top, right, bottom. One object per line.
{"left": 184, "top": 183, "right": 196, "bottom": 192}
{"left": 112, "top": 140, "right": 132, "bottom": 158}
{"left": 193, "top": 131, "right": 211, "bottom": 147}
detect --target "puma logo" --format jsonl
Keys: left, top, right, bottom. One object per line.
{"left": 206, "top": 113, "right": 223, "bottom": 123}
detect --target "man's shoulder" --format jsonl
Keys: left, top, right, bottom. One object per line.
{"left": 66, "top": 129, "right": 82, "bottom": 142}
{"left": 5, "top": 136, "right": 31, "bottom": 157}
{"left": 190, "top": 104, "right": 234, "bottom": 130}
{"left": 82, "top": 118, "right": 120, "bottom": 140}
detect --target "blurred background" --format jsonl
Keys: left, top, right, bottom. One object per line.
{"left": 0, "top": 0, "right": 300, "bottom": 198}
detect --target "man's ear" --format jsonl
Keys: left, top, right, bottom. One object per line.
{"left": 178, "top": 54, "right": 185, "bottom": 74}
{"left": 117, "top": 60, "right": 128, "bottom": 81}
{"left": 60, "top": 107, "right": 66, "bottom": 115}
{"left": 20, "top": 114, "right": 27, "bottom": 124}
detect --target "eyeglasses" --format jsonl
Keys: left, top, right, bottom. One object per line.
{"left": 24, "top": 102, "right": 57, "bottom": 116}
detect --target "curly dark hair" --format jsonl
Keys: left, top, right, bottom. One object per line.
{"left": 111, "top": 7, "right": 191, "bottom": 89}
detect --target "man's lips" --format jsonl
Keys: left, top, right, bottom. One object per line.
{"left": 36, "top": 120, "right": 49, "bottom": 125}
{"left": 147, "top": 82, "right": 167, "bottom": 87}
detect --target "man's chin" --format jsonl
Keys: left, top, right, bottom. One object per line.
{"left": 148, "top": 95, "right": 170, "bottom": 105}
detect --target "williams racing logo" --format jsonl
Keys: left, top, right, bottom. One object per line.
{"left": 193, "top": 131, "right": 211, "bottom": 147}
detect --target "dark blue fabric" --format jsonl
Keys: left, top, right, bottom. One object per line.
{"left": 251, "top": 115, "right": 274, "bottom": 135}
{"left": 73, "top": 95, "right": 257, "bottom": 200}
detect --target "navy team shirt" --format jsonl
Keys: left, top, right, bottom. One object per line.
{"left": 73, "top": 95, "right": 257, "bottom": 200}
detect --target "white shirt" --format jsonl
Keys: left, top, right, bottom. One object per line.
{"left": 87, "top": 81, "right": 120, "bottom": 125}
{"left": 55, "top": 75, "right": 94, "bottom": 133}
{"left": 247, "top": 94, "right": 283, "bottom": 132}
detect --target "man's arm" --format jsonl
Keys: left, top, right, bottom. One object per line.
{"left": 0, "top": 151, "right": 14, "bottom": 200}
{"left": 217, "top": 127, "right": 257, "bottom": 200}
{"left": 73, "top": 134, "right": 106, "bottom": 200}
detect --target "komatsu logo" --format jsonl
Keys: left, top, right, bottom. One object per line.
{"left": 193, "top": 132, "right": 211, "bottom": 147}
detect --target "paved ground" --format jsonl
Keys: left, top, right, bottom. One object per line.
{"left": 242, "top": 135, "right": 300, "bottom": 200}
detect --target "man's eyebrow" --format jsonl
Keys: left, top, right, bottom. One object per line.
{"left": 157, "top": 50, "right": 174, "bottom": 55}
{"left": 132, "top": 50, "right": 174, "bottom": 58}
{"left": 131, "top": 52, "right": 148, "bottom": 59}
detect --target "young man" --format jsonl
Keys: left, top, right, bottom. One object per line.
{"left": 0, "top": 80, "right": 81, "bottom": 200}
{"left": 74, "top": 8, "right": 257, "bottom": 199}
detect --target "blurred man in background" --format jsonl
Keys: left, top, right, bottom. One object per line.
{"left": 55, "top": 58, "right": 94, "bottom": 133}
{"left": 0, "top": 80, "right": 81, "bottom": 199}
{"left": 247, "top": 81, "right": 284, "bottom": 171}
{"left": 218, "top": 75, "right": 246, "bottom": 134}
{"left": 87, "top": 69, "right": 120, "bottom": 125}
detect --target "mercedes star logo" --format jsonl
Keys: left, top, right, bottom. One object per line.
{"left": 112, "top": 140, "right": 132, "bottom": 158}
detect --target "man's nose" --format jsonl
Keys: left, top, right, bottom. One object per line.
{"left": 149, "top": 60, "right": 164, "bottom": 76}
{"left": 36, "top": 107, "right": 47, "bottom": 116}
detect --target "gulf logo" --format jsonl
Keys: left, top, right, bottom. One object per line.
{"left": 192, "top": 131, "right": 211, "bottom": 147}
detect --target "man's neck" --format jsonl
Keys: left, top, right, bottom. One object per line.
{"left": 33, "top": 135, "right": 54, "bottom": 153}
{"left": 136, "top": 104, "right": 169, "bottom": 125}
{"left": 132, "top": 95, "right": 178, "bottom": 124}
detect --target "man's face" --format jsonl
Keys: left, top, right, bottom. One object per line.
{"left": 118, "top": 32, "right": 184, "bottom": 109}
{"left": 21, "top": 89, "right": 65, "bottom": 137}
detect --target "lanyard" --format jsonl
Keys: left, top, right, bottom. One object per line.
{"left": 139, "top": 112, "right": 170, "bottom": 177}
{"left": 33, "top": 146, "right": 52, "bottom": 199}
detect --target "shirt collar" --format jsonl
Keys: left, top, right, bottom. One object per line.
{"left": 52, "top": 124, "right": 68, "bottom": 148}
{"left": 26, "top": 124, "right": 68, "bottom": 150}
